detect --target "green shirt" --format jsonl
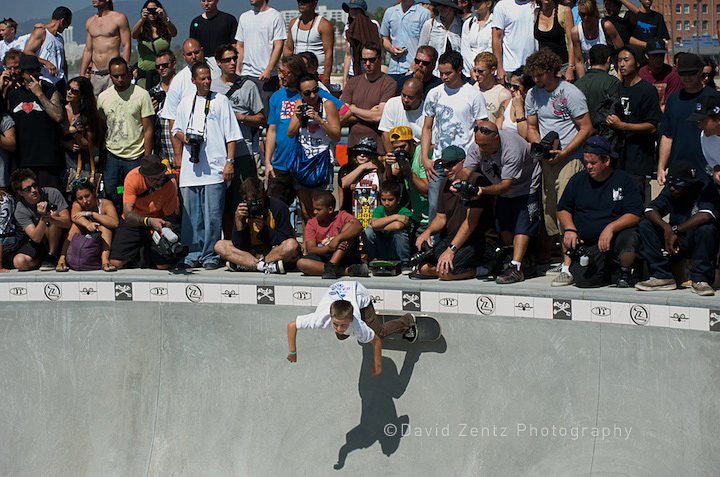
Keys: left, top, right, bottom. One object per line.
{"left": 387, "top": 146, "right": 430, "bottom": 224}
{"left": 137, "top": 37, "right": 171, "bottom": 71}
{"left": 574, "top": 68, "right": 619, "bottom": 114}
{"left": 372, "top": 205, "right": 412, "bottom": 234}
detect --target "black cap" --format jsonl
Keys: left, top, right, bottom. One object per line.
{"left": 139, "top": 154, "right": 167, "bottom": 177}
{"left": 687, "top": 96, "right": 720, "bottom": 121}
{"left": 347, "top": 136, "right": 379, "bottom": 155}
{"left": 667, "top": 160, "right": 702, "bottom": 185}
{"left": 677, "top": 53, "right": 704, "bottom": 74}
{"left": 645, "top": 38, "right": 667, "bottom": 55}
{"left": 18, "top": 54, "right": 41, "bottom": 71}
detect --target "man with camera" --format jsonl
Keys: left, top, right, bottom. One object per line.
{"left": 556, "top": 136, "right": 643, "bottom": 288}
{"left": 148, "top": 49, "right": 177, "bottom": 164}
{"left": 10, "top": 168, "right": 71, "bottom": 271}
{"left": 109, "top": 154, "right": 180, "bottom": 271}
{"left": 172, "top": 62, "right": 241, "bottom": 270}
{"left": 1, "top": 49, "right": 23, "bottom": 98}
{"left": 215, "top": 177, "right": 301, "bottom": 273}
{"left": 412, "top": 145, "right": 492, "bottom": 281}
{"left": 461, "top": 121, "right": 541, "bottom": 284}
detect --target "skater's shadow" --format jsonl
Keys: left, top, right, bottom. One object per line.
{"left": 334, "top": 337, "right": 447, "bottom": 470}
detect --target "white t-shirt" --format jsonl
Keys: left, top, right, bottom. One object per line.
{"left": 491, "top": 0, "right": 536, "bottom": 72}
{"left": 701, "top": 131, "right": 720, "bottom": 170}
{"left": 172, "top": 92, "right": 242, "bottom": 187}
{"left": 0, "top": 34, "right": 29, "bottom": 64}
{"left": 160, "top": 67, "right": 194, "bottom": 122}
{"left": 235, "top": 8, "right": 287, "bottom": 78}
{"left": 424, "top": 83, "right": 488, "bottom": 160}
{"left": 295, "top": 281, "right": 375, "bottom": 343}
{"left": 461, "top": 14, "right": 494, "bottom": 77}
{"left": 378, "top": 96, "right": 425, "bottom": 143}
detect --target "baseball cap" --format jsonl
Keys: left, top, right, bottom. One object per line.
{"left": 666, "top": 160, "right": 702, "bottom": 186}
{"left": 347, "top": 136, "right": 379, "bottom": 155}
{"left": 645, "top": 38, "right": 668, "bottom": 55}
{"left": 687, "top": 96, "right": 720, "bottom": 121}
{"left": 676, "top": 53, "right": 704, "bottom": 74}
{"left": 342, "top": 0, "right": 368, "bottom": 13}
{"left": 438, "top": 145, "right": 466, "bottom": 166}
{"left": 389, "top": 126, "right": 413, "bottom": 142}
{"left": 583, "top": 136, "right": 619, "bottom": 159}
{"left": 18, "top": 54, "right": 41, "bottom": 71}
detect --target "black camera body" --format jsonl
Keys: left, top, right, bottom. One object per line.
{"left": 566, "top": 243, "right": 590, "bottom": 267}
{"left": 297, "top": 103, "right": 310, "bottom": 126}
{"left": 47, "top": 203, "right": 57, "bottom": 212}
{"left": 410, "top": 242, "right": 434, "bottom": 266}
{"left": 246, "top": 199, "right": 265, "bottom": 218}
{"left": 186, "top": 133, "right": 204, "bottom": 164}
{"left": 149, "top": 89, "right": 166, "bottom": 104}
{"left": 530, "top": 131, "right": 560, "bottom": 161}
{"left": 454, "top": 180, "right": 479, "bottom": 206}
{"left": 394, "top": 149, "right": 408, "bottom": 167}
{"left": 147, "top": 7, "right": 157, "bottom": 13}
{"left": 152, "top": 227, "right": 188, "bottom": 261}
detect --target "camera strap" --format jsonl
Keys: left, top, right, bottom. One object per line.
{"left": 188, "top": 93, "right": 212, "bottom": 137}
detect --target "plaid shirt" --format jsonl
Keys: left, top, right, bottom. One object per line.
{"left": 149, "top": 82, "right": 174, "bottom": 162}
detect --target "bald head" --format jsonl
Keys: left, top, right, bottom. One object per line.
{"left": 182, "top": 39, "right": 204, "bottom": 67}
{"left": 474, "top": 120, "right": 500, "bottom": 154}
{"left": 401, "top": 78, "right": 423, "bottom": 111}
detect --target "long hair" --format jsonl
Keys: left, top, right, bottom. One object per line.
{"left": 67, "top": 76, "right": 105, "bottom": 149}
{"left": 140, "top": 0, "right": 171, "bottom": 42}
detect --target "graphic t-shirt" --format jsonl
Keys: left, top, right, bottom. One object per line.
{"left": 638, "top": 64, "right": 683, "bottom": 106}
{"left": 617, "top": 79, "right": 662, "bottom": 176}
{"left": 97, "top": 85, "right": 155, "bottom": 159}
{"left": 7, "top": 83, "right": 61, "bottom": 168}
{"left": 632, "top": 10, "right": 669, "bottom": 44}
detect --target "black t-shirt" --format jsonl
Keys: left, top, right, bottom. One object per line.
{"left": 7, "top": 82, "right": 62, "bottom": 168}
{"left": 647, "top": 181, "right": 720, "bottom": 226}
{"left": 231, "top": 197, "right": 294, "bottom": 249}
{"left": 437, "top": 172, "right": 492, "bottom": 243}
{"left": 557, "top": 169, "right": 643, "bottom": 242}
{"left": 189, "top": 11, "right": 238, "bottom": 60}
{"left": 395, "top": 74, "right": 443, "bottom": 98}
{"left": 607, "top": 14, "right": 634, "bottom": 46}
{"left": 617, "top": 79, "right": 662, "bottom": 175}
{"left": 632, "top": 11, "right": 669, "bottom": 43}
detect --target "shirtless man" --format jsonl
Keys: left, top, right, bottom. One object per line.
{"left": 81, "top": 0, "right": 131, "bottom": 96}
{"left": 24, "top": 7, "right": 72, "bottom": 92}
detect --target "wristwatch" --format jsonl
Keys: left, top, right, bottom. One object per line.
{"left": 449, "top": 244, "right": 459, "bottom": 253}
{"left": 226, "top": 158, "right": 235, "bottom": 164}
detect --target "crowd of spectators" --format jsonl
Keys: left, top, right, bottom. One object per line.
{"left": 0, "top": 0, "right": 719, "bottom": 297}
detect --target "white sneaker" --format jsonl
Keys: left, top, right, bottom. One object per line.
{"left": 551, "top": 271, "right": 574, "bottom": 287}
{"left": 262, "top": 260, "right": 285, "bottom": 274}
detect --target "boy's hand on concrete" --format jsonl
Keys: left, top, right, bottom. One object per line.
{"left": 287, "top": 353, "right": 297, "bottom": 363}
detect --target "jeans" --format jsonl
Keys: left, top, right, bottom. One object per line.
{"left": 427, "top": 162, "right": 446, "bottom": 226}
{"left": 104, "top": 152, "right": 142, "bottom": 214}
{"left": 363, "top": 226, "right": 411, "bottom": 264}
{"left": 180, "top": 183, "right": 225, "bottom": 266}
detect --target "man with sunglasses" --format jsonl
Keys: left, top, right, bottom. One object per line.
{"left": 657, "top": 53, "right": 720, "bottom": 186}
{"left": 395, "top": 45, "right": 442, "bottom": 98}
{"left": 148, "top": 49, "right": 176, "bottom": 163}
{"left": 636, "top": 160, "right": 719, "bottom": 296}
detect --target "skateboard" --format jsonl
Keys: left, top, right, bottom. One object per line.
{"left": 377, "top": 314, "right": 442, "bottom": 341}
{"left": 369, "top": 260, "right": 401, "bottom": 276}
{"left": 351, "top": 172, "right": 380, "bottom": 230}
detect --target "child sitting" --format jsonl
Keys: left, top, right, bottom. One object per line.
{"left": 296, "top": 191, "right": 369, "bottom": 279}
{"left": 362, "top": 179, "right": 411, "bottom": 267}
{"left": 338, "top": 137, "right": 384, "bottom": 214}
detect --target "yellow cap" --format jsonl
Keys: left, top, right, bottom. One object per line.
{"left": 389, "top": 126, "right": 414, "bottom": 142}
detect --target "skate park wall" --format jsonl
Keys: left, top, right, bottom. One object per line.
{"left": 1, "top": 299, "right": 719, "bottom": 476}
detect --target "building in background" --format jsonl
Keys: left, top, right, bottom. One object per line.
{"left": 658, "top": 0, "right": 720, "bottom": 56}
{"left": 280, "top": 5, "right": 348, "bottom": 27}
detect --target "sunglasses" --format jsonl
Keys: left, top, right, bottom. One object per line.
{"left": 438, "top": 160, "right": 461, "bottom": 169}
{"left": 219, "top": 55, "right": 238, "bottom": 63}
{"left": 156, "top": 62, "right": 171, "bottom": 69}
{"left": 67, "top": 87, "right": 81, "bottom": 94}
{"left": 414, "top": 58, "right": 432, "bottom": 67}
{"left": 361, "top": 56, "right": 378, "bottom": 63}
{"left": 279, "top": 68, "right": 291, "bottom": 76}
{"left": 472, "top": 68, "right": 486, "bottom": 75}
{"left": 473, "top": 125, "right": 497, "bottom": 135}
{"left": 509, "top": 84, "right": 521, "bottom": 91}
{"left": 70, "top": 177, "right": 92, "bottom": 187}
{"left": 302, "top": 86, "right": 320, "bottom": 96}
{"left": 21, "top": 182, "right": 38, "bottom": 193}
{"left": 666, "top": 176, "right": 687, "bottom": 187}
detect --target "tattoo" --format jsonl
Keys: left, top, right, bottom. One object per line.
{"left": 36, "top": 91, "right": 64, "bottom": 123}
{"left": 125, "top": 209, "right": 147, "bottom": 227}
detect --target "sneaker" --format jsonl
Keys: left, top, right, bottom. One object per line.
{"left": 226, "top": 261, "right": 256, "bottom": 272}
{"left": 551, "top": 271, "right": 574, "bottom": 287}
{"left": 347, "top": 263, "right": 369, "bottom": 277}
{"left": 636, "top": 277, "right": 677, "bottom": 292}
{"left": 403, "top": 314, "right": 418, "bottom": 343}
{"left": 176, "top": 261, "right": 199, "bottom": 271}
{"left": 322, "top": 262, "right": 338, "bottom": 279}
{"left": 691, "top": 281, "right": 715, "bottom": 296}
{"left": 39, "top": 254, "right": 58, "bottom": 271}
{"left": 496, "top": 266, "right": 524, "bottom": 284}
{"left": 616, "top": 269, "right": 632, "bottom": 288}
{"left": 203, "top": 261, "right": 221, "bottom": 271}
{"left": 546, "top": 263, "right": 563, "bottom": 275}
{"left": 261, "top": 260, "right": 286, "bottom": 274}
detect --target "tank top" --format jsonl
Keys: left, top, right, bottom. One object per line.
{"left": 578, "top": 19, "right": 607, "bottom": 57}
{"left": 502, "top": 100, "right": 519, "bottom": 134}
{"left": 38, "top": 29, "right": 65, "bottom": 85}
{"left": 534, "top": 7, "right": 569, "bottom": 63}
{"left": 292, "top": 15, "right": 326, "bottom": 75}
{"left": 299, "top": 99, "right": 335, "bottom": 162}
{"left": 481, "top": 83, "right": 509, "bottom": 123}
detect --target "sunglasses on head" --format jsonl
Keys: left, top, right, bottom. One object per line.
{"left": 474, "top": 125, "right": 496, "bottom": 135}
{"left": 438, "top": 160, "right": 461, "bottom": 169}
{"left": 414, "top": 58, "right": 432, "bottom": 66}
{"left": 302, "top": 86, "right": 320, "bottom": 96}
{"left": 70, "top": 177, "right": 92, "bottom": 188}
{"left": 21, "top": 182, "right": 38, "bottom": 193}
{"left": 666, "top": 176, "right": 687, "bottom": 187}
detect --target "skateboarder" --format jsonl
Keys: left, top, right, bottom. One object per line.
{"left": 286, "top": 281, "right": 417, "bottom": 376}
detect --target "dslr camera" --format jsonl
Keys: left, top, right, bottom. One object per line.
{"left": 47, "top": 203, "right": 58, "bottom": 212}
{"left": 566, "top": 243, "right": 590, "bottom": 267}
{"left": 245, "top": 198, "right": 264, "bottom": 218}
{"left": 149, "top": 88, "right": 166, "bottom": 105}
{"left": 297, "top": 103, "right": 310, "bottom": 127}
{"left": 185, "top": 132, "right": 204, "bottom": 164}
{"left": 152, "top": 226, "right": 188, "bottom": 261}
{"left": 530, "top": 131, "right": 560, "bottom": 161}
{"left": 410, "top": 242, "right": 434, "bottom": 267}
{"left": 453, "top": 180, "right": 479, "bottom": 206}
{"left": 393, "top": 149, "right": 409, "bottom": 168}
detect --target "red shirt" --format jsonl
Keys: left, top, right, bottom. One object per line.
{"left": 638, "top": 64, "right": 683, "bottom": 105}
{"left": 305, "top": 210, "right": 356, "bottom": 246}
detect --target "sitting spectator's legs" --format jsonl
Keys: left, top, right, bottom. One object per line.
{"left": 417, "top": 237, "right": 479, "bottom": 280}
{"left": 426, "top": 162, "right": 446, "bottom": 227}
{"left": 215, "top": 238, "right": 302, "bottom": 269}
{"left": 12, "top": 239, "right": 48, "bottom": 271}
{"left": 571, "top": 227, "right": 639, "bottom": 288}
{"left": 363, "top": 226, "right": 410, "bottom": 263}
{"left": 109, "top": 220, "right": 173, "bottom": 270}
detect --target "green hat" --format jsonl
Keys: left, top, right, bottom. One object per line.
{"left": 440, "top": 145, "right": 466, "bottom": 162}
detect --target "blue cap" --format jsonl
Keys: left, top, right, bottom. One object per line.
{"left": 583, "top": 136, "right": 619, "bottom": 159}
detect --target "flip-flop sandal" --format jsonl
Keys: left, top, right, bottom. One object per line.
{"left": 55, "top": 262, "right": 69, "bottom": 272}
{"left": 103, "top": 263, "right": 117, "bottom": 272}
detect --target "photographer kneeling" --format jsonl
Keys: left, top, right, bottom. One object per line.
{"left": 109, "top": 154, "right": 180, "bottom": 270}
{"left": 215, "top": 177, "right": 301, "bottom": 273}
{"left": 555, "top": 137, "right": 643, "bottom": 288}
{"left": 412, "top": 146, "right": 492, "bottom": 280}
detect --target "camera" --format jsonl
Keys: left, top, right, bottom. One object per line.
{"left": 394, "top": 149, "right": 408, "bottom": 167}
{"left": 152, "top": 226, "right": 188, "bottom": 261}
{"left": 410, "top": 242, "right": 434, "bottom": 267}
{"left": 530, "top": 131, "right": 560, "bottom": 161}
{"left": 185, "top": 133, "right": 204, "bottom": 164}
{"left": 453, "top": 180, "right": 479, "bottom": 206}
{"left": 297, "top": 103, "right": 309, "bottom": 127}
{"left": 147, "top": 7, "right": 157, "bottom": 13}
{"left": 245, "top": 198, "right": 264, "bottom": 218}
{"left": 47, "top": 203, "right": 57, "bottom": 212}
{"left": 566, "top": 243, "right": 590, "bottom": 267}
{"left": 149, "top": 89, "right": 166, "bottom": 104}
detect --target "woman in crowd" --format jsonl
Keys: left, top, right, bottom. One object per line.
{"left": 535, "top": 0, "right": 575, "bottom": 81}
{"left": 61, "top": 76, "right": 103, "bottom": 191}
{"left": 338, "top": 137, "right": 385, "bottom": 214}
{"left": 702, "top": 57, "right": 718, "bottom": 90}
{"left": 498, "top": 67, "right": 534, "bottom": 141}
{"left": 56, "top": 179, "right": 119, "bottom": 272}
{"left": 570, "top": 0, "right": 622, "bottom": 77}
{"left": 288, "top": 73, "right": 341, "bottom": 228}
{"left": 419, "top": 0, "right": 463, "bottom": 75}
{"left": 131, "top": 0, "right": 177, "bottom": 90}
{"left": 461, "top": 0, "right": 494, "bottom": 77}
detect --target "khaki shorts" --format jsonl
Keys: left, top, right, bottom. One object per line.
{"left": 90, "top": 72, "right": 113, "bottom": 97}
{"left": 541, "top": 158, "right": 584, "bottom": 236}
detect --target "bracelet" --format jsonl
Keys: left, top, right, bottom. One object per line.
{"left": 288, "top": 351, "right": 297, "bottom": 354}
{"left": 563, "top": 229, "right": 577, "bottom": 234}
{"left": 515, "top": 117, "right": 527, "bottom": 123}
{"left": 144, "top": 217, "right": 150, "bottom": 227}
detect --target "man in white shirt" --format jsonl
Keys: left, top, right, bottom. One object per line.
{"left": 172, "top": 63, "right": 242, "bottom": 270}
{"left": 379, "top": 77, "right": 425, "bottom": 152}
{"left": 235, "top": 0, "right": 287, "bottom": 110}
{"left": 0, "top": 18, "right": 29, "bottom": 65}
{"left": 286, "top": 281, "right": 418, "bottom": 376}
{"left": 692, "top": 96, "right": 720, "bottom": 180}
{"left": 491, "top": 0, "right": 536, "bottom": 84}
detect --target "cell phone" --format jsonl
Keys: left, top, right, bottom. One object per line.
{"left": 147, "top": 7, "right": 157, "bottom": 13}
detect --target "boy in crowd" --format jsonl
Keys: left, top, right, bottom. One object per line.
{"left": 362, "top": 179, "right": 412, "bottom": 267}
{"left": 296, "top": 191, "right": 368, "bottom": 279}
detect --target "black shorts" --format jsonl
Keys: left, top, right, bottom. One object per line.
{"left": 267, "top": 169, "right": 296, "bottom": 207}
{"left": 15, "top": 237, "right": 49, "bottom": 262}
{"left": 495, "top": 192, "right": 541, "bottom": 236}
{"left": 109, "top": 220, "right": 173, "bottom": 266}
{"left": 571, "top": 227, "right": 640, "bottom": 288}
{"left": 430, "top": 237, "right": 480, "bottom": 275}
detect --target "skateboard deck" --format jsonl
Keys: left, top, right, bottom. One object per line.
{"left": 351, "top": 172, "right": 380, "bottom": 230}
{"left": 377, "top": 314, "right": 442, "bottom": 341}
{"left": 369, "top": 260, "right": 401, "bottom": 276}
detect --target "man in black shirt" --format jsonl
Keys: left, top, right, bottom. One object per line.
{"left": 215, "top": 177, "right": 301, "bottom": 273}
{"left": 636, "top": 160, "right": 719, "bottom": 296}
{"left": 556, "top": 136, "right": 643, "bottom": 288}
{"left": 625, "top": 0, "right": 669, "bottom": 49}
{"left": 7, "top": 55, "right": 64, "bottom": 189}
{"left": 189, "top": 0, "right": 238, "bottom": 76}
{"left": 607, "top": 45, "right": 662, "bottom": 204}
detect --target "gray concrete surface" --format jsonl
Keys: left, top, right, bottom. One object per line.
{"left": 1, "top": 301, "right": 718, "bottom": 476}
